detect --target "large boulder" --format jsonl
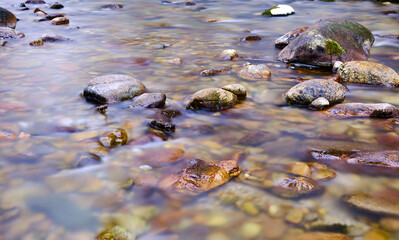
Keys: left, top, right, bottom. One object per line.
{"left": 285, "top": 79, "right": 346, "bottom": 107}
{"left": 278, "top": 18, "right": 374, "bottom": 67}
{"left": 338, "top": 61, "right": 399, "bottom": 87}
{"left": 185, "top": 88, "right": 238, "bottom": 111}
{"left": 0, "top": 7, "right": 17, "bottom": 29}
{"left": 83, "top": 75, "right": 147, "bottom": 104}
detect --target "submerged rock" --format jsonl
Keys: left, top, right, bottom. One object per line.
{"left": 278, "top": 18, "right": 374, "bottom": 67}
{"left": 237, "top": 63, "right": 271, "bottom": 81}
{"left": 137, "top": 147, "right": 184, "bottom": 167}
{"left": 200, "top": 66, "right": 231, "bottom": 76}
{"left": 244, "top": 35, "right": 262, "bottom": 41}
{"left": 219, "top": 49, "right": 238, "bottom": 60}
{"left": 185, "top": 88, "right": 238, "bottom": 111}
{"left": 262, "top": 5, "right": 295, "bottom": 17}
{"left": 99, "top": 129, "right": 128, "bottom": 148}
{"left": 0, "top": 27, "right": 25, "bottom": 39}
{"left": 83, "top": 75, "right": 147, "bottom": 104}
{"left": 238, "top": 130, "right": 277, "bottom": 146}
{"left": 342, "top": 192, "right": 399, "bottom": 217}
{"left": 323, "top": 103, "right": 399, "bottom": 118}
{"left": 338, "top": 61, "right": 399, "bottom": 87}
{"left": 0, "top": 7, "right": 17, "bottom": 29}
{"left": 284, "top": 232, "right": 350, "bottom": 240}
{"left": 97, "top": 226, "right": 135, "bottom": 240}
{"left": 158, "top": 159, "right": 242, "bottom": 197}
{"left": 271, "top": 176, "right": 321, "bottom": 199}
{"left": 285, "top": 79, "right": 346, "bottom": 107}
{"left": 275, "top": 26, "right": 309, "bottom": 48}
{"left": 221, "top": 84, "right": 247, "bottom": 100}
{"left": 130, "top": 93, "right": 166, "bottom": 109}
{"left": 346, "top": 151, "right": 399, "bottom": 170}
{"left": 72, "top": 152, "right": 102, "bottom": 168}
{"left": 30, "top": 34, "right": 70, "bottom": 46}
{"left": 101, "top": 4, "right": 123, "bottom": 9}
{"left": 45, "top": 13, "right": 65, "bottom": 20}
{"left": 148, "top": 120, "right": 175, "bottom": 134}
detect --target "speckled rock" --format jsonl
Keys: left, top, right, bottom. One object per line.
{"left": 0, "top": 27, "right": 25, "bottom": 39}
{"left": 271, "top": 176, "right": 322, "bottom": 199}
{"left": 50, "top": 17, "right": 69, "bottom": 25}
{"left": 99, "top": 129, "right": 128, "bottom": 148}
{"left": 158, "top": 159, "right": 242, "bottom": 197}
{"left": 185, "top": 88, "right": 238, "bottom": 111}
{"left": 278, "top": 18, "right": 374, "bottom": 67}
{"left": 200, "top": 66, "right": 231, "bottom": 76}
{"left": 324, "top": 103, "right": 399, "bottom": 118}
{"left": 346, "top": 151, "right": 399, "bottom": 171}
{"left": 342, "top": 191, "right": 399, "bottom": 216}
{"left": 0, "top": 7, "right": 17, "bottom": 29}
{"left": 275, "top": 26, "right": 308, "bottom": 48}
{"left": 338, "top": 61, "right": 399, "bottom": 87}
{"left": 309, "top": 97, "right": 330, "bottom": 110}
{"left": 83, "top": 75, "right": 147, "bottom": 104}
{"left": 97, "top": 226, "right": 135, "bottom": 240}
{"left": 221, "top": 84, "right": 247, "bottom": 100}
{"left": 285, "top": 79, "right": 346, "bottom": 106}
{"left": 237, "top": 63, "right": 271, "bottom": 81}
{"left": 130, "top": 93, "right": 166, "bottom": 109}
{"left": 148, "top": 120, "right": 175, "bottom": 134}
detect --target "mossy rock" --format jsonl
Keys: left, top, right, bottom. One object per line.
{"left": 185, "top": 88, "right": 238, "bottom": 111}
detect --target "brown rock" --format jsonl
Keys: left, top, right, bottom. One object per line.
{"left": 338, "top": 61, "right": 399, "bottom": 87}
{"left": 158, "top": 159, "right": 242, "bottom": 197}
{"left": 379, "top": 217, "right": 399, "bottom": 232}
{"left": 29, "top": 39, "right": 44, "bottom": 46}
{"left": 238, "top": 130, "right": 277, "bottom": 146}
{"left": 200, "top": 66, "right": 231, "bottom": 76}
{"left": 185, "top": 88, "right": 238, "bottom": 111}
{"left": 346, "top": 151, "right": 399, "bottom": 172}
{"left": 221, "top": 84, "right": 247, "bottom": 100}
{"left": 45, "top": 13, "right": 65, "bottom": 20}
{"left": 130, "top": 93, "right": 166, "bottom": 109}
{"left": 377, "top": 134, "right": 399, "bottom": 149}
{"left": 219, "top": 49, "right": 238, "bottom": 60}
{"left": 284, "top": 232, "right": 350, "bottom": 240}
{"left": 324, "top": 103, "right": 399, "bottom": 118}
{"left": 137, "top": 147, "right": 184, "bottom": 167}
{"left": 275, "top": 26, "right": 309, "bottom": 48}
{"left": 342, "top": 191, "right": 399, "bottom": 216}
{"left": 271, "top": 176, "right": 322, "bottom": 199}
{"left": 237, "top": 63, "right": 271, "bottom": 81}
{"left": 99, "top": 129, "right": 128, "bottom": 148}
{"left": 50, "top": 17, "right": 69, "bottom": 25}
{"left": 0, "top": 7, "right": 17, "bottom": 29}
{"left": 244, "top": 35, "right": 262, "bottom": 41}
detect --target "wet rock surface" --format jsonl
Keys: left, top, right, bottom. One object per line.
{"left": 323, "top": 103, "right": 399, "bottom": 118}
{"left": 137, "top": 147, "right": 184, "bottom": 167}
{"left": 342, "top": 191, "right": 399, "bottom": 217}
{"left": 0, "top": 7, "right": 17, "bottom": 29}
{"left": 278, "top": 18, "right": 374, "bottom": 67}
{"left": 237, "top": 63, "right": 271, "bottom": 81}
{"left": 219, "top": 49, "right": 238, "bottom": 60}
{"left": 99, "top": 129, "right": 128, "bottom": 148}
{"left": 97, "top": 226, "right": 135, "bottom": 240}
{"left": 72, "top": 152, "right": 102, "bottom": 168}
{"left": 158, "top": 159, "right": 242, "bottom": 197}
{"left": 101, "top": 4, "right": 123, "bottom": 9}
{"left": 238, "top": 130, "right": 277, "bottom": 146}
{"left": 130, "top": 93, "right": 166, "bottom": 109}
{"left": 338, "top": 61, "right": 399, "bottom": 87}
{"left": 262, "top": 5, "right": 295, "bottom": 17}
{"left": 221, "top": 84, "right": 247, "bottom": 100}
{"left": 25, "top": 0, "right": 46, "bottom": 3}
{"left": 185, "top": 88, "right": 238, "bottom": 111}
{"left": 148, "top": 120, "right": 175, "bottom": 134}
{"left": 0, "top": 27, "right": 25, "bottom": 39}
{"left": 200, "top": 66, "right": 231, "bottom": 76}
{"left": 284, "top": 232, "right": 350, "bottom": 240}
{"left": 49, "top": 2, "right": 64, "bottom": 9}
{"left": 50, "top": 17, "right": 69, "bottom": 25}
{"left": 83, "top": 75, "right": 147, "bottom": 104}
{"left": 285, "top": 79, "right": 346, "bottom": 106}
{"left": 275, "top": 26, "right": 309, "bottom": 48}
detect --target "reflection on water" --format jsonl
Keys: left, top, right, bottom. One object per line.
{"left": 1, "top": 0, "right": 399, "bottom": 239}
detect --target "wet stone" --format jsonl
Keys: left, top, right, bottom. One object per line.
{"left": 221, "top": 84, "right": 247, "bottom": 100}
{"left": 0, "top": 206, "right": 21, "bottom": 223}
{"left": 338, "top": 61, "right": 399, "bottom": 87}
{"left": 238, "top": 130, "right": 277, "bottom": 146}
{"left": 16, "top": 3, "right": 29, "bottom": 11}
{"left": 278, "top": 18, "right": 374, "bottom": 67}
{"left": 271, "top": 176, "right": 322, "bottom": 199}
{"left": 342, "top": 191, "right": 399, "bottom": 217}
{"left": 346, "top": 151, "right": 399, "bottom": 171}
{"left": 308, "top": 162, "right": 336, "bottom": 180}
{"left": 137, "top": 147, "right": 184, "bottom": 167}
{"left": 237, "top": 63, "right": 271, "bottom": 81}
{"left": 49, "top": 2, "right": 64, "bottom": 9}
{"left": 0, "top": 7, "right": 17, "bottom": 29}
{"left": 324, "top": 103, "right": 399, "bottom": 119}
{"left": 148, "top": 120, "right": 175, "bottom": 134}
{"left": 309, "top": 97, "right": 330, "bottom": 110}
{"left": 285, "top": 79, "right": 346, "bottom": 106}
{"left": 29, "top": 39, "right": 43, "bottom": 46}
{"left": 379, "top": 217, "right": 399, "bottom": 232}
{"left": 83, "top": 75, "right": 147, "bottom": 104}
{"left": 185, "top": 88, "right": 238, "bottom": 111}
{"left": 275, "top": 26, "right": 309, "bottom": 48}
{"left": 0, "top": 40, "right": 7, "bottom": 46}
{"left": 158, "top": 159, "right": 242, "bottom": 197}
{"left": 155, "top": 108, "right": 182, "bottom": 121}
{"left": 262, "top": 4, "right": 295, "bottom": 16}
{"left": 284, "top": 232, "right": 350, "bottom": 240}
{"left": 97, "top": 226, "right": 135, "bottom": 240}
{"left": 33, "top": 7, "right": 47, "bottom": 16}
{"left": 219, "top": 49, "right": 238, "bottom": 60}
{"left": 101, "top": 4, "right": 123, "bottom": 9}
{"left": 41, "top": 34, "right": 70, "bottom": 42}
{"left": 50, "top": 17, "right": 69, "bottom": 25}
{"left": 200, "top": 66, "right": 231, "bottom": 76}
{"left": 45, "top": 13, "right": 65, "bottom": 20}
{"left": 72, "top": 152, "right": 102, "bottom": 168}
{"left": 128, "top": 132, "right": 167, "bottom": 146}
{"left": 99, "top": 129, "right": 128, "bottom": 148}
{"left": 0, "top": 27, "right": 25, "bottom": 39}
{"left": 130, "top": 93, "right": 166, "bottom": 109}
{"left": 26, "top": 0, "right": 46, "bottom": 3}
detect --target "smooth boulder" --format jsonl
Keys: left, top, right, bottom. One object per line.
{"left": 185, "top": 88, "right": 238, "bottom": 111}
{"left": 285, "top": 79, "right": 346, "bottom": 106}
{"left": 324, "top": 103, "right": 399, "bottom": 118}
{"left": 83, "top": 75, "right": 147, "bottom": 104}
{"left": 278, "top": 18, "right": 374, "bottom": 67}
{"left": 338, "top": 61, "right": 399, "bottom": 87}
{"left": 0, "top": 7, "right": 17, "bottom": 29}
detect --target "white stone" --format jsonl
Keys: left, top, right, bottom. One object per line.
{"left": 270, "top": 5, "right": 295, "bottom": 16}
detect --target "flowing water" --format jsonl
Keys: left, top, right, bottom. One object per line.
{"left": 1, "top": 0, "right": 399, "bottom": 239}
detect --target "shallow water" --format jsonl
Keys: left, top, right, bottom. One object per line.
{"left": 1, "top": 0, "right": 399, "bottom": 239}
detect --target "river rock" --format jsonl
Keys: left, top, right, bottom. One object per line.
{"left": 271, "top": 176, "right": 321, "bottom": 198}
{"left": 309, "top": 97, "right": 330, "bottom": 110}
{"left": 262, "top": 5, "right": 295, "bottom": 16}
{"left": 185, "top": 88, "right": 238, "bottom": 111}
{"left": 338, "top": 61, "right": 399, "bottom": 87}
{"left": 285, "top": 79, "right": 346, "bottom": 106}
{"left": 284, "top": 232, "right": 350, "bottom": 240}
{"left": 50, "top": 17, "right": 69, "bottom": 25}
{"left": 16, "top": 3, "right": 29, "bottom": 11}
{"left": 99, "top": 129, "right": 128, "bottom": 148}
{"left": 83, "top": 75, "right": 147, "bottom": 104}
{"left": 346, "top": 151, "right": 399, "bottom": 170}
{"left": 324, "top": 103, "right": 399, "bottom": 118}
{"left": 148, "top": 120, "right": 175, "bottom": 134}
{"left": 238, "top": 130, "right": 277, "bottom": 146}
{"left": 342, "top": 191, "right": 399, "bottom": 217}
{"left": 49, "top": 2, "right": 64, "bottom": 9}
{"left": 0, "top": 27, "right": 25, "bottom": 39}
{"left": 26, "top": 0, "right": 46, "bottom": 3}
{"left": 237, "top": 63, "right": 271, "bottom": 81}
{"left": 72, "top": 152, "right": 102, "bottom": 168}
{"left": 0, "top": 7, "right": 17, "bottom": 29}
{"left": 275, "top": 26, "right": 309, "bottom": 48}
{"left": 137, "top": 147, "right": 184, "bottom": 167}
{"left": 33, "top": 7, "right": 47, "bottom": 16}
{"left": 158, "top": 159, "right": 242, "bottom": 198}
{"left": 221, "top": 84, "right": 247, "bottom": 100}
{"left": 29, "top": 39, "right": 43, "bottom": 46}
{"left": 97, "top": 226, "right": 135, "bottom": 240}
{"left": 101, "top": 4, "right": 123, "bottom": 9}
{"left": 130, "top": 93, "right": 166, "bottom": 109}
{"left": 278, "top": 18, "right": 374, "bottom": 67}
{"left": 45, "top": 13, "right": 65, "bottom": 20}
{"left": 200, "top": 66, "right": 231, "bottom": 76}
{"left": 219, "top": 49, "right": 238, "bottom": 60}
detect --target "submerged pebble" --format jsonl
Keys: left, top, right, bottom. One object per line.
{"left": 99, "top": 129, "right": 128, "bottom": 148}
